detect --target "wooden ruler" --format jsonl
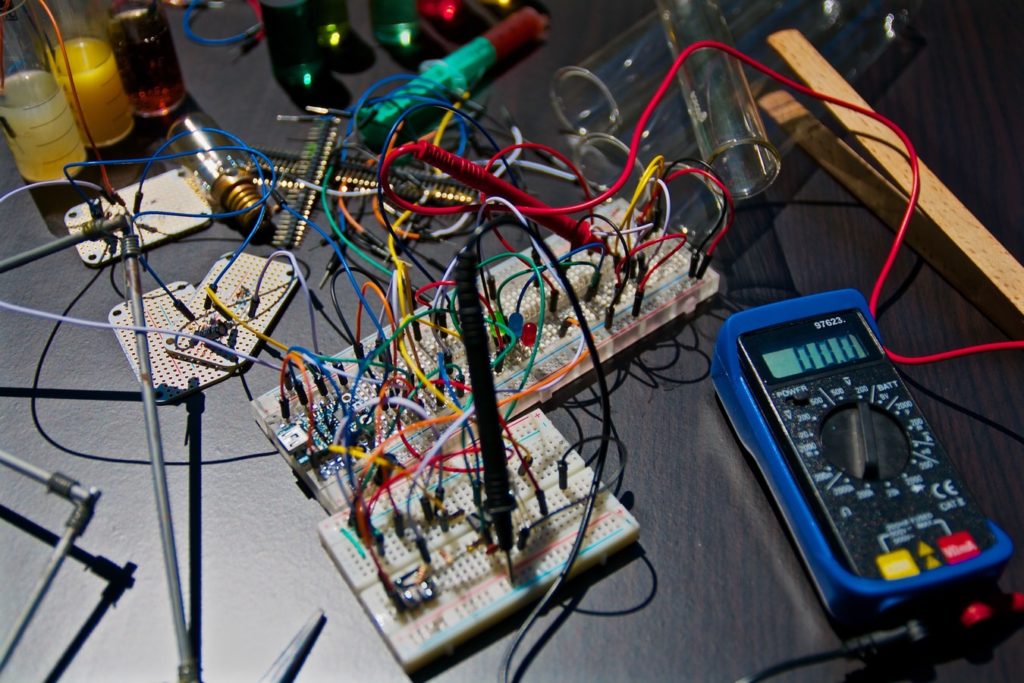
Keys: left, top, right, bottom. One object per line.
{"left": 762, "top": 29, "right": 1023, "bottom": 338}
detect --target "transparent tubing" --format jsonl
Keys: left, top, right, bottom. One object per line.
{"left": 548, "top": 1, "right": 780, "bottom": 137}
{"left": 549, "top": 12, "right": 669, "bottom": 136}
{"left": 656, "top": 0, "right": 780, "bottom": 199}
{"left": 570, "top": 133, "right": 645, "bottom": 191}
{"left": 570, "top": 1, "right": 923, "bottom": 244}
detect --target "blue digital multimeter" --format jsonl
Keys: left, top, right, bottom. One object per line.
{"left": 711, "top": 289, "right": 1013, "bottom": 624}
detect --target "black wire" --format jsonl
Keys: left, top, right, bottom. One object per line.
{"left": 586, "top": 212, "right": 629, "bottom": 278}
{"left": 461, "top": 217, "right": 611, "bottom": 683}
{"left": 108, "top": 254, "right": 123, "bottom": 298}
{"left": 734, "top": 647, "right": 848, "bottom": 683}
{"left": 661, "top": 157, "right": 728, "bottom": 259}
{"left": 525, "top": 435, "right": 628, "bottom": 532}
{"left": 328, "top": 273, "right": 356, "bottom": 345}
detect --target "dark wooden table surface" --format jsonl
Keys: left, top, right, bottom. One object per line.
{"left": 1, "top": 1, "right": 1021, "bottom": 681}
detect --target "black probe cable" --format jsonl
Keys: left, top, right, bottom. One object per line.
{"left": 468, "top": 217, "right": 613, "bottom": 683}
{"left": 454, "top": 249, "right": 517, "bottom": 574}
{"left": 735, "top": 619, "right": 929, "bottom": 683}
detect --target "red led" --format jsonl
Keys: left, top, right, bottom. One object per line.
{"left": 520, "top": 322, "right": 537, "bottom": 347}
{"left": 418, "top": 0, "right": 463, "bottom": 22}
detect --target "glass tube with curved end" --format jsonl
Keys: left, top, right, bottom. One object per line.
{"left": 571, "top": 132, "right": 645, "bottom": 192}
{"left": 0, "top": 0, "right": 86, "bottom": 181}
{"left": 656, "top": 0, "right": 780, "bottom": 199}
{"left": 550, "top": 12, "right": 670, "bottom": 137}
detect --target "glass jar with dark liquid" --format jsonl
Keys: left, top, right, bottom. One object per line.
{"left": 108, "top": 0, "right": 185, "bottom": 117}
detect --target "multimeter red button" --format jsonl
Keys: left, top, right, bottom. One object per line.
{"left": 936, "top": 531, "right": 981, "bottom": 564}
{"left": 875, "top": 549, "right": 920, "bottom": 580}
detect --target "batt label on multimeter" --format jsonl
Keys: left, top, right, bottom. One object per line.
{"left": 711, "top": 289, "right": 1012, "bottom": 624}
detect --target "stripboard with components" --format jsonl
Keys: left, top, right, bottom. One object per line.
{"left": 711, "top": 289, "right": 1013, "bottom": 624}
{"left": 109, "top": 253, "right": 296, "bottom": 402}
{"left": 66, "top": 169, "right": 211, "bottom": 267}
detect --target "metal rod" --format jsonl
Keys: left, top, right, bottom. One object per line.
{"left": 0, "top": 448, "right": 91, "bottom": 503}
{"left": 0, "top": 525, "right": 78, "bottom": 672}
{"left": 0, "top": 448, "right": 100, "bottom": 672}
{"left": 122, "top": 233, "right": 197, "bottom": 682}
{"left": 0, "top": 216, "right": 125, "bottom": 275}
{"left": 258, "top": 609, "right": 326, "bottom": 683}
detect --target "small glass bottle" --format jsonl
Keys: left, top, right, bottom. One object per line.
{"left": 370, "top": 0, "right": 420, "bottom": 48}
{"left": 0, "top": 0, "right": 86, "bottom": 181}
{"left": 47, "top": 0, "right": 135, "bottom": 146}
{"left": 108, "top": 0, "right": 186, "bottom": 117}
{"left": 260, "top": 0, "right": 326, "bottom": 90}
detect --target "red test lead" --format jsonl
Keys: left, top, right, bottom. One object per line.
{"left": 381, "top": 140, "right": 597, "bottom": 248}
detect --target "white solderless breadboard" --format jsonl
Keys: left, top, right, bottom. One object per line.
{"left": 66, "top": 169, "right": 211, "bottom": 267}
{"left": 317, "top": 408, "right": 640, "bottom": 672}
{"left": 251, "top": 233, "right": 718, "bottom": 513}
{"left": 109, "top": 253, "right": 295, "bottom": 402}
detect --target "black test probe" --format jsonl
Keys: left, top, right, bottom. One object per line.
{"left": 454, "top": 250, "right": 516, "bottom": 580}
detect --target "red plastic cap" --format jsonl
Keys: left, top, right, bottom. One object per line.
{"left": 484, "top": 7, "right": 548, "bottom": 62}
{"left": 960, "top": 601, "right": 996, "bottom": 628}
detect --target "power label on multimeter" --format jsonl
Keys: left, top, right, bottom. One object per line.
{"left": 712, "top": 289, "right": 1012, "bottom": 624}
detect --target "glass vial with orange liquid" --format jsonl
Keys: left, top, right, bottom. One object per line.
{"left": 47, "top": 0, "right": 135, "bottom": 146}
{"left": 0, "top": 0, "right": 86, "bottom": 181}
{"left": 108, "top": 0, "right": 185, "bottom": 117}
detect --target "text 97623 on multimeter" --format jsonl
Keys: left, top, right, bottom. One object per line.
{"left": 711, "top": 289, "right": 1013, "bottom": 624}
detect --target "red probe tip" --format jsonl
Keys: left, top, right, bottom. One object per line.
{"left": 484, "top": 7, "right": 549, "bottom": 62}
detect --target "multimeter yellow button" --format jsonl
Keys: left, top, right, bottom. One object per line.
{"left": 876, "top": 549, "right": 921, "bottom": 580}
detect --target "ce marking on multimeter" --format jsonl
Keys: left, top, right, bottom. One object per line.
{"left": 712, "top": 289, "right": 1013, "bottom": 624}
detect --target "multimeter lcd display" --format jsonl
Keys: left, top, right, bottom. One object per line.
{"left": 761, "top": 333, "right": 869, "bottom": 379}
{"left": 741, "top": 309, "right": 882, "bottom": 384}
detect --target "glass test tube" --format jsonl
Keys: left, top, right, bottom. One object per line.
{"left": 47, "top": 0, "right": 135, "bottom": 146}
{"left": 108, "top": 0, "right": 185, "bottom": 117}
{"left": 656, "top": 0, "right": 780, "bottom": 199}
{"left": 0, "top": 0, "right": 86, "bottom": 181}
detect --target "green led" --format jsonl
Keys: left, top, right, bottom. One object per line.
{"left": 369, "top": 0, "right": 420, "bottom": 48}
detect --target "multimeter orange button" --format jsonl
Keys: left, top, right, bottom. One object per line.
{"left": 876, "top": 549, "right": 921, "bottom": 580}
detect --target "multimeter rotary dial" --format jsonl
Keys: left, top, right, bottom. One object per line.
{"left": 714, "top": 292, "right": 1011, "bottom": 621}
{"left": 820, "top": 401, "right": 910, "bottom": 480}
